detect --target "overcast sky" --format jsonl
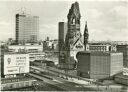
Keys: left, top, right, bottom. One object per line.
{"left": 0, "top": 0, "right": 128, "bottom": 41}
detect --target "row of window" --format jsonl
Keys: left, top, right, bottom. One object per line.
{"left": 90, "top": 46, "right": 108, "bottom": 51}
{"left": 2, "top": 77, "right": 33, "bottom": 84}
{"left": 1, "top": 80, "right": 37, "bottom": 90}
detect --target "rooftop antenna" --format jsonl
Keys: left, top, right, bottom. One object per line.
{"left": 20, "top": 7, "right": 26, "bottom": 14}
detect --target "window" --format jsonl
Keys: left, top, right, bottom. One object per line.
{"left": 72, "top": 18, "right": 75, "bottom": 24}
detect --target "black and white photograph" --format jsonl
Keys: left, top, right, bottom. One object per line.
{"left": 0, "top": 0, "right": 128, "bottom": 91}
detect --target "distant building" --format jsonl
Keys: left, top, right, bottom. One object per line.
{"left": 29, "top": 52, "right": 45, "bottom": 62}
{"left": 52, "top": 40, "right": 58, "bottom": 51}
{"left": 46, "top": 36, "right": 50, "bottom": 41}
{"left": 8, "top": 45, "right": 44, "bottom": 62}
{"left": 31, "top": 60, "right": 55, "bottom": 67}
{"left": 117, "top": 45, "right": 128, "bottom": 67}
{"left": 89, "top": 41, "right": 128, "bottom": 46}
{"left": 15, "top": 13, "right": 39, "bottom": 44}
{"left": 1, "top": 77, "right": 37, "bottom": 91}
{"left": 89, "top": 44, "right": 117, "bottom": 52}
{"left": 43, "top": 41, "right": 49, "bottom": 51}
{"left": 43, "top": 39, "right": 58, "bottom": 51}
{"left": 7, "top": 38, "right": 15, "bottom": 45}
{"left": 8, "top": 45, "right": 43, "bottom": 53}
{"left": 76, "top": 51, "right": 123, "bottom": 79}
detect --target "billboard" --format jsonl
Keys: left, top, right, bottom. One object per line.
{"left": 4, "top": 54, "right": 29, "bottom": 75}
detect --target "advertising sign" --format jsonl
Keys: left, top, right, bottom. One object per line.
{"left": 4, "top": 54, "right": 29, "bottom": 75}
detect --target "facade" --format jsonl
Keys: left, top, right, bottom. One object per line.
{"left": 29, "top": 52, "right": 45, "bottom": 62}
{"left": 76, "top": 51, "right": 123, "bottom": 79}
{"left": 15, "top": 13, "right": 39, "bottom": 44}
{"left": 116, "top": 45, "right": 128, "bottom": 67}
{"left": 31, "top": 60, "right": 55, "bottom": 67}
{"left": 43, "top": 41, "right": 49, "bottom": 51}
{"left": 1, "top": 53, "right": 29, "bottom": 77}
{"left": 59, "top": 2, "right": 84, "bottom": 69}
{"left": 89, "top": 44, "right": 117, "bottom": 52}
{"left": 8, "top": 45, "right": 43, "bottom": 53}
{"left": 1, "top": 77, "right": 37, "bottom": 90}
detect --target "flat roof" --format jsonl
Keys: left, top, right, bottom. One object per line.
{"left": 77, "top": 51, "right": 122, "bottom": 54}
{"left": 9, "top": 45, "right": 42, "bottom": 47}
{"left": 77, "top": 51, "right": 123, "bottom": 56}
{"left": 89, "top": 44, "right": 111, "bottom": 46}
{"left": 4, "top": 52, "right": 28, "bottom": 55}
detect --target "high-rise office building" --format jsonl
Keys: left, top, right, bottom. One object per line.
{"left": 15, "top": 13, "right": 39, "bottom": 44}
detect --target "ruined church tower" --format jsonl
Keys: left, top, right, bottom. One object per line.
{"left": 59, "top": 2, "right": 84, "bottom": 70}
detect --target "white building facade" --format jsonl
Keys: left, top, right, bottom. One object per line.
{"left": 8, "top": 45, "right": 43, "bottom": 53}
